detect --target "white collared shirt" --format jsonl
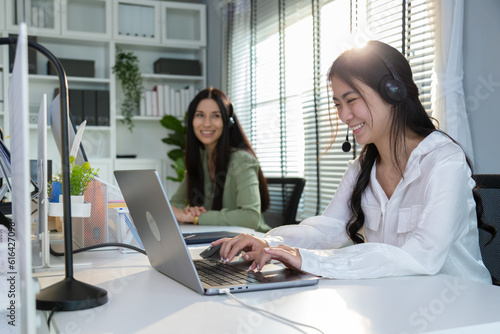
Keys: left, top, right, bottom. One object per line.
{"left": 264, "top": 132, "right": 492, "bottom": 284}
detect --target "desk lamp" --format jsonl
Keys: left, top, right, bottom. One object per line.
{"left": 0, "top": 36, "right": 108, "bottom": 311}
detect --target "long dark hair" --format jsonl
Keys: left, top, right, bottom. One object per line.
{"left": 185, "top": 88, "right": 269, "bottom": 212}
{"left": 327, "top": 41, "right": 496, "bottom": 245}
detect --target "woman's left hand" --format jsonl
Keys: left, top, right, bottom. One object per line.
{"left": 184, "top": 206, "right": 206, "bottom": 217}
{"left": 249, "top": 245, "right": 302, "bottom": 272}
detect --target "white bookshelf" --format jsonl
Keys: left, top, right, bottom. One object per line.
{"left": 0, "top": 0, "right": 207, "bottom": 187}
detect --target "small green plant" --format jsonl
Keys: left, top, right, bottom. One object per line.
{"left": 112, "top": 47, "right": 143, "bottom": 132}
{"left": 48, "top": 156, "right": 99, "bottom": 196}
{"left": 160, "top": 114, "right": 187, "bottom": 182}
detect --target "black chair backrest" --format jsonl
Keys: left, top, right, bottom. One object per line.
{"left": 473, "top": 174, "right": 500, "bottom": 286}
{"left": 263, "top": 177, "right": 305, "bottom": 228}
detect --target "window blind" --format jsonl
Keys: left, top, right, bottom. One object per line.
{"left": 223, "top": 0, "right": 436, "bottom": 219}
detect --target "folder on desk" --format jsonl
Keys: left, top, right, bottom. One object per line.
{"left": 182, "top": 231, "right": 240, "bottom": 245}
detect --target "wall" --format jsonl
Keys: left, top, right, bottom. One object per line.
{"left": 203, "top": 0, "right": 224, "bottom": 89}
{"left": 463, "top": 0, "right": 500, "bottom": 173}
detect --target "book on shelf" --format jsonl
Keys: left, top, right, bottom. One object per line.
{"left": 96, "top": 91, "right": 110, "bottom": 126}
{"left": 151, "top": 90, "right": 159, "bottom": 117}
{"left": 141, "top": 85, "right": 196, "bottom": 118}
{"left": 140, "top": 94, "right": 146, "bottom": 116}
{"left": 144, "top": 91, "right": 153, "bottom": 117}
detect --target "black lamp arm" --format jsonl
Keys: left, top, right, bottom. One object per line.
{"left": 0, "top": 37, "right": 74, "bottom": 279}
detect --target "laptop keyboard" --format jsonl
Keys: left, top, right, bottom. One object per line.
{"left": 195, "top": 260, "right": 260, "bottom": 286}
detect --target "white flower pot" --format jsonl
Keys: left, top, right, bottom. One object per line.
{"left": 48, "top": 195, "right": 92, "bottom": 218}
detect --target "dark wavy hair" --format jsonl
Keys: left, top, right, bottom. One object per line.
{"left": 327, "top": 40, "right": 495, "bottom": 245}
{"left": 185, "top": 88, "right": 269, "bottom": 212}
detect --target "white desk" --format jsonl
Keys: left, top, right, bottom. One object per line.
{"left": 35, "top": 226, "right": 500, "bottom": 334}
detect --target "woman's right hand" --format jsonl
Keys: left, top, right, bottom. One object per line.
{"left": 212, "top": 233, "right": 269, "bottom": 264}
{"left": 171, "top": 205, "right": 195, "bottom": 223}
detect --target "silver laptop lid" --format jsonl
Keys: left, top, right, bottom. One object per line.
{"left": 114, "top": 169, "right": 205, "bottom": 294}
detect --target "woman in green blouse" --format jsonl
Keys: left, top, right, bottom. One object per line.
{"left": 170, "top": 88, "right": 270, "bottom": 232}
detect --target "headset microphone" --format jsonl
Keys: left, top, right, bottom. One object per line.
{"left": 342, "top": 130, "right": 351, "bottom": 153}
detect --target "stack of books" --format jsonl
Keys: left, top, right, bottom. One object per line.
{"left": 140, "top": 85, "right": 196, "bottom": 118}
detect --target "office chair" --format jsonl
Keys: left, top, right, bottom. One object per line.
{"left": 263, "top": 177, "right": 306, "bottom": 228}
{"left": 473, "top": 174, "right": 500, "bottom": 286}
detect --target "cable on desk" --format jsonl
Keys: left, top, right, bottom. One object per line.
{"left": 47, "top": 304, "right": 62, "bottom": 329}
{"left": 219, "top": 289, "right": 325, "bottom": 334}
{"left": 50, "top": 242, "right": 147, "bottom": 256}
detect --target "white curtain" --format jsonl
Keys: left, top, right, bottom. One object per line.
{"left": 433, "top": 0, "right": 474, "bottom": 158}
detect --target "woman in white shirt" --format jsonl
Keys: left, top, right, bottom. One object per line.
{"left": 214, "top": 40, "right": 496, "bottom": 284}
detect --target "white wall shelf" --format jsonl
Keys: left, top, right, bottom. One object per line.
{"left": 1, "top": 0, "right": 207, "bottom": 187}
{"left": 27, "top": 74, "right": 111, "bottom": 84}
{"left": 142, "top": 73, "right": 204, "bottom": 82}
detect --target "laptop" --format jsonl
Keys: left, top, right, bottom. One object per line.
{"left": 114, "top": 169, "right": 319, "bottom": 295}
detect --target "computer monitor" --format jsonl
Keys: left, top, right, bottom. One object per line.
{"left": 49, "top": 93, "right": 87, "bottom": 165}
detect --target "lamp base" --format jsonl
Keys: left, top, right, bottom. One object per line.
{"left": 36, "top": 277, "right": 108, "bottom": 311}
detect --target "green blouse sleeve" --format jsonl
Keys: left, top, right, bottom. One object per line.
{"left": 169, "top": 174, "right": 189, "bottom": 209}
{"left": 198, "top": 150, "right": 263, "bottom": 230}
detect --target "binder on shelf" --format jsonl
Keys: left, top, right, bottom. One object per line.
{"left": 153, "top": 85, "right": 165, "bottom": 116}
{"left": 83, "top": 90, "right": 97, "bottom": 125}
{"left": 141, "top": 5, "right": 155, "bottom": 38}
{"left": 163, "top": 85, "right": 171, "bottom": 116}
{"left": 96, "top": 90, "right": 110, "bottom": 126}
{"left": 69, "top": 89, "right": 84, "bottom": 125}
{"left": 170, "top": 89, "right": 176, "bottom": 116}
{"left": 174, "top": 90, "right": 181, "bottom": 117}
{"left": 118, "top": 4, "right": 127, "bottom": 36}
{"left": 130, "top": 4, "right": 141, "bottom": 37}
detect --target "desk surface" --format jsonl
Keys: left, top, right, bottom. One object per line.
{"left": 36, "top": 225, "right": 500, "bottom": 334}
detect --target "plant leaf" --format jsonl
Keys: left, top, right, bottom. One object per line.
{"left": 160, "top": 115, "right": 183, "bottom": 132}
{"left": 168, "top": 149, "right": 184, "bottom": 161}
{"left": 162, "top": 134, "right": 185, "bottom": 148}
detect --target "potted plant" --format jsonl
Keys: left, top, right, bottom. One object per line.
{"left": 160, "top": 113, "right": 187, "bottom": 182}
{"left": 112, "top": 47, "right": 143, "bottom": 132}
{"left": 48, "top": 156, "right": 99, "bottom": 218}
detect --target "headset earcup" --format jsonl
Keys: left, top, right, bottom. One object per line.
{"left": 379, "top": 75, "right": 407, "bottom": 105}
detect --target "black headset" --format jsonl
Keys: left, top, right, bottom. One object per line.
{"left": 372, "top": 50, "right": 407, "bottom": 105}
{"left": 342, "top": 46, "right": 408, "bottom": 153}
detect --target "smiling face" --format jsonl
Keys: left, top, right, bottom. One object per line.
{"left": 192, "top": 98, "right": 224, "bottom": 153}
{"left": 331, "top": 76, "right": 393, "bottom": 148}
